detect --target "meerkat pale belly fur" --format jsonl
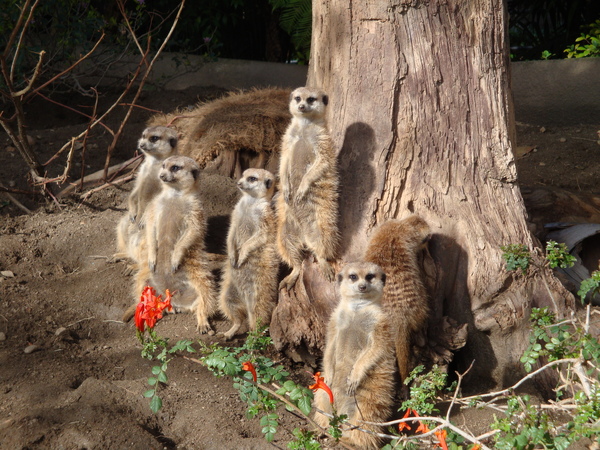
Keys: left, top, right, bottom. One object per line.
{"left": 313, "top": 262, "right": 396, "bottom": 450}
{"left": 364, "top": 215, "right": 431, "bottom": 384}
{"left": 219, "top": 168, "right": 279, "bottom": 339}
{"left": 277, "top": 86, "right": 339, "bottom": 290}
{"left": 114, "top": 126, "right": 178, "bottom": 264}
{"left": 134, "top": 155, "right": 216, "bottom": 332}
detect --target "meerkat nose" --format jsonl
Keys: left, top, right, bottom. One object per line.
{"left": 358, "top": 283, "right": 367, "bottom": 292}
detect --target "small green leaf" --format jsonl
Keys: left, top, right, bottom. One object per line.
{"left": 149, "top": 394, "right": 162, "bottom": 413}
{"left": 143, "top": 389, "right": 155, "bottom": 398}
{"left": 148, "top": 377, "right": 158, "bottom": 386}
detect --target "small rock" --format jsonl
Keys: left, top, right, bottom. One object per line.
{"left": 539, "top": 127, "right": 546, "bottom": 133}
{"left": 24, "top": 344, "right": 42, "bottom": 354}
{"left": 26, "top": 135, "right": 35, "bottom": 147}
{"left": 1, "top": 271, "right": 14, "bottom": 278}
{"left": 559, "top": 137, "right": 566, "bottom": 143}
{"left": 55, "top": 327, "right": 67, "bottom": 336}
{"left": 539, "top": 162, "right": 546, "bottom": 166}
{"left": 0, "top": 332, "right": 6, "bottom": 341}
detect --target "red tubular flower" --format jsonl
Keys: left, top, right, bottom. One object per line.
{"left": 309, "top": 372, "right": 334, "bottom": 404}
{"left": 398, "top": 408, "right": 415, "bottom": 432}
{"left": 242, "top": 361, "right": 257, "bottom": 382}
{"left": 415, "top": 420, "right": 431, "bottom": 434}
{"left": 470, "top": 445, "right": 481, "bottom": 450}
{"left": 134, "top": 286, "right": 173, "bottom": 332}
{"left": 434, "top": 429, "right": 448, "bottom": 450}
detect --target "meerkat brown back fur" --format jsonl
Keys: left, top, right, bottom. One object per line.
{"left": 219, "top": 168, "right": 278, "bottom": 339}
{"left": 277, "top": 87, "right": 339, "bottom": 290}
{"left": 313, "top": 262, "right": 396, "bottom": 449}
{"left": 365, "top": 215, "right": 431, "bottom": 384}
{"left": 134, "top": 155, "right": 216, "bottom": 332}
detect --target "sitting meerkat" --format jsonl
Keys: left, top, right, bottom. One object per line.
{"left": 219, "top": 168, "right": 279, "bottom": 339}
{"left": 132, "top": 155, "right": 216, "bottom": 332}
{"left": 313, "top": 262, "right": 396, "bottom": 450}
{"left": 113, "top": 126, "right": 178, "bottom": 264}
{"left": 277, "top": 86, "right": 339, "bottom": 290}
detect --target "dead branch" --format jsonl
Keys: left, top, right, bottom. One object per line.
{"left": 102, "top": 0, "right": 187, "bottom": 179}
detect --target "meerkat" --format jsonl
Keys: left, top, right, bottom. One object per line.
{"left": 313, "top": 262, "right": 396, "bottom": 450}
{"left": 218, "top": 168, "right": 279, "bottom": 339}
{"left": 132, "top": 155, "right": 216, "bottom": 332}
{"left": 113, "top": 126, "right": 178, "bottom": 264}
{"left": 364, "top": 215, "right": 431, "bottom": 385}
{"left": 277, "top": 86, "right": 339, "bottom": 290}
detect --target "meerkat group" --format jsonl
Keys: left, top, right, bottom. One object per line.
{"left": 115, "top": 89, "right": 432, "bottom": 449}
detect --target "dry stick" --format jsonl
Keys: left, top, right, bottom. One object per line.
{"left": 458, "top": 357, "right": 580, "bottom": 404}
{"left": 102, "top": 0, "right": 186, "bottom": 180}
{"left": 1, "top": 191, "right": 32, "bottom": 214}
{"left": 6, "top": 0, "right": 40, "bottom": 82}
{"left": 446, "top": 359, "right": 475, "bottom": 423}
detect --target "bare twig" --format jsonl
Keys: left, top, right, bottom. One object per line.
{"left": 103, "top": 0, "right": 187, "bottom": 178}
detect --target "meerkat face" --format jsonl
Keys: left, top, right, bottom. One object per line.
{"left": 138, "top": 126, "right": 178, "bottom": 157}
{"left": 338, "top": 262, "right": 386, "bottom": 303}
{"left": 289, "top": 87, "right": 328, "bottom": 119}
{"left": 159, "top": 156, "right": 200, "bottom": 191}
{"left": 237, "top": 168, "right": 275, "bottom": 199}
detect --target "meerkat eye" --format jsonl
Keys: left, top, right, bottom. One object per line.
{"left": 294, "top": 96, "right": 301, "bottom": 102}
{"left": 365, "top": 273, "right": 375, "bottom": 282}
{"left": 307, "top": 97, "right": 316, "bottom": 104}
{"left": 349, "top": 274, "right": 358, "bottom": 282}
{"left": 248, "top": 176, "right": 257, "bottom": 182}
{"left": 170, "top": 165, "right": 180, "bottom": 172}
{"left": 150, "top": 136, "right": 160, "bottom": 143}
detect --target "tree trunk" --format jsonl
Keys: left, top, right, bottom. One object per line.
{"left": 270, "top": 0, "right": 575, "bottom": 390}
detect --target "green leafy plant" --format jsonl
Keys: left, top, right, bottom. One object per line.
{"left": 565, "top": 19, "right": 600, "bottom": 58}
{"left": 501, "top": 244, "right": 532, "bottom": 273}
{"left": 545, "top": 241, "right": 577, "bottom": 269}
{"left": 578, "top": 270, "right": 600, "bottom": 303}
{"left": 268, "top": 0, "right": 312, "bottom": 62}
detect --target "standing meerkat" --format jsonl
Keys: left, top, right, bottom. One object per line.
{"left": 313, "top": 262, "right": 396, "bottom": 450}
{"left": 364, "top": 215, "right": 431, "bottom": 384}
{"left": 277, "top": 86, "right": 339, "bottom": 290}
{"left": 133, "top": 155, "right": 216, "bottom": 332}
{"left": 219, "top": 168, "right": 279, "bottom": 339}
{"left": 114, "top": 126, "right": 178, "bottom": 263}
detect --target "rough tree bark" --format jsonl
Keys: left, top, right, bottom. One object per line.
{"left": 270, "top": 0, "right": 575, "bottom": 390}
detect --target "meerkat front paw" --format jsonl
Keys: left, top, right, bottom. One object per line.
{"left": 346, "top": 373, "right": 362, "bottom": 396}
{"left": 319, "top": 260, "right": 336, "bottom": 282}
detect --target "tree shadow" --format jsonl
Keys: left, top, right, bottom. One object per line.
{"left": 337, "top": 122, "right": 377, "bottom": 257}
{"left": 427, "top": 233, "right": 498, "bottom": 393}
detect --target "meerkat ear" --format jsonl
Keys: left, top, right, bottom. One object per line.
{"left": 191, "top": 169, "right": 199, "bottom": 180}
{"left": 169, "top": 137, "right": 178, "bottom": 148}
{"left": 322, "top": 95, "right": 329, "bottom": 106}
{"left": 265, "top": 178, "right": 273, "bottom": 189}
{"left": 337, "top": 273, "right": 343, "bottom": 284}
{"left": 381, "top": 273, "right": 387, "bottom": 285}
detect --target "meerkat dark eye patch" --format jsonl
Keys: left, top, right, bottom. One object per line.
{"left": 365, "top": 273, "right": 375, "bottom": 282}
{"left": 170, "top": 165, "right": 180, "bottom": 172}
{"left": 294, "top": 96, "right": 301, "bottom": 102}
{"left": 150, "top": 136, "right": 160, "bottom": 142}
{"left": 248, "top": 176, "right": 257, "bottom": 182}
{"left": 307, "top": 97, "right": 316, "bottom": 104}
{"left": 349, "top": 273, "right": 358, "bottom": 281}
